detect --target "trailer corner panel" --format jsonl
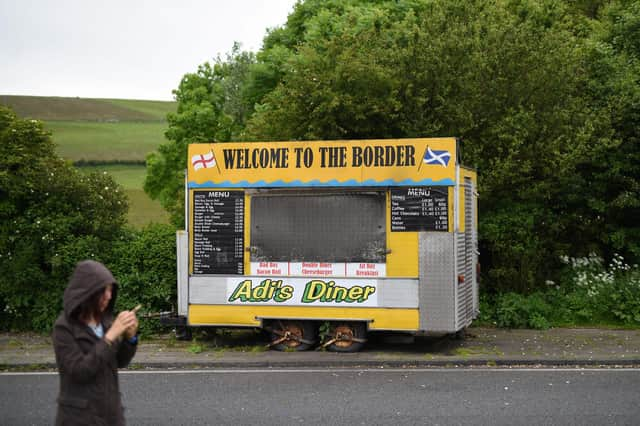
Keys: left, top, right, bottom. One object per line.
{"left": 419, "top": 232, "right": 456, "bottom": 332}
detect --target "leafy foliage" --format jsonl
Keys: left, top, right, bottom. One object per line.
{"left": 248, "top": 0, "right": 621, "bottom": 291}
{"left": 145, "top": 0, "right": 640, "bottom": 296}
{"left": 576, "top": 0, "right": 640, "bottom": 262}
{"left": 480, "top": 254, "right": 640, "bottom": 328}
{"left": 494, "top": 293, "right": 552, "bottom": 330}
{"left": 561, "top": 254, "right": 640, "bottom": 324}
{"left": 0, "top": 106, "right": 128, "bottom": 330}
{"left": 109, "top": 223, "right": 177, "bottom": 335}
{"left": 144, "top": 45, "right": 256, "bottom": 226}
{"left": 0, "top": 107, "right": 178, "bottom": 333}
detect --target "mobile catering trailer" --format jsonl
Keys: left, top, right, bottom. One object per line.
{"left": 175, "top": 138, "right": 478, "bottom": 351}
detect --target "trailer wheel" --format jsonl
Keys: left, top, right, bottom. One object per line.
{"left": 324, "top": 322, "right": 367, "bottom": 353}
{"left": 267, "top": 320, "right": 317, "bottom": 351}
{"left": 452, "top": 328, "right": 466, "bottom": 340}
{"left": 175, "top": 326, "right": 192, "bottom": 341}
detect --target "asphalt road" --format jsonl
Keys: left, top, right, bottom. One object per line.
{"left": 1, "top": 368, "right": 639, "bottom": 425}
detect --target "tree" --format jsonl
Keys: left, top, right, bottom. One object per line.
{"left": 144, "top": 0, "right": 640, "bottom": 293}
{"left": 571, "top": 0, "right": 640, "bottom": 261}
{"left": 0, "top": 106, "right": 128, "bottom": 330}
{"left": 246, "top": 0, "right": 612, "bottom": 291}
{"left": 144, "top": 44, "right": 256, "bottom": 226}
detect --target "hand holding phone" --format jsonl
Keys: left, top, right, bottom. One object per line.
{"left": 124, "top": 305, "right": 141, "bottom": 339}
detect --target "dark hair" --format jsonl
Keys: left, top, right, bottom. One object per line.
{"left": 75, "top": 287, "right": 106, "bottom": 324}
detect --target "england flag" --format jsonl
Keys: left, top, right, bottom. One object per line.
{"left": 423, "top": 147, "right": 451, "bottom": 167}
{"left": 191, "top": 151, "right": 217, "bottom": 171}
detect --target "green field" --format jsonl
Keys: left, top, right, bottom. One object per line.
{"left": 0, "top": 95, "right": 174, "bottom": 122}
{"left": 101, "top": 99, "right": 176, "bottom": 120}
{"left": 124, "top": 189, "right": 171, "bottom": 227}
{"left": 80, "top": 164, "right": 148, "bottom": 189}
{"left": 46, "top": 121, "right": 168, "bottom": 162}
{"left": 79, "top": 165, "right": 169, "bottom": 227}
{"left": 0, "top": 95, "right": 176, "bottom": 226}
{"left": 0, "top": 95, "right": 176, "bottom": 163}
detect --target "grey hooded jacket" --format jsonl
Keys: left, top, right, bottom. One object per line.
{"left": 52, "top": 260, "right": 136, "bottom": 426}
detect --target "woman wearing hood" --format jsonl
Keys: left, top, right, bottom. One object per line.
{"left": 53, "top": 260, "right": 139, "bottom": 426}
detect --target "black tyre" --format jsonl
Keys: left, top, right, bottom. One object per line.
{"left": 325, "top": 322, "right": 367, "bottom": 353}
{"left": 175, "top": 326, "right": 192, "bottom": 341}
{"left": 268, "top": 320, "right": 317, "bottom": 351}
{"left": 452, "top": 328, "right": 466, "bottom": 340}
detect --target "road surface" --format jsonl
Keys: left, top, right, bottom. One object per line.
{"left": 1, "top": 368, "right": 639, "bottom": 425}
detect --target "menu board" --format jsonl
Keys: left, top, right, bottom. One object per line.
{"left": 192, "top": 190, "right": 244, "bottom": 275}
{"left": 390, "top": 187, "right": 448, "bottom": 232}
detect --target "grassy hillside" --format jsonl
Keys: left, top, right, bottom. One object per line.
{"left": 102, "top": 98, "right": 177, "bottom": 120}
{"left": 47, "top": 121, "right": 168, "bottom": 162}
{"left": 0, "top": 95, "right": 171, "bottom": 121}
{"left": 0, "top": 95, "right": 176, "bottom": 226}
{"left": 0, "top": 95, "right": 176, "bottom": 162}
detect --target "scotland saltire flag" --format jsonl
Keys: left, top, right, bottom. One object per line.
{"left": 423, "top": 147, "right": 451, "bottom": 167}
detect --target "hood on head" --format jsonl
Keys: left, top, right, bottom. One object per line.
{"left": 63, "top": 260, "right": 118, "bottom": 318}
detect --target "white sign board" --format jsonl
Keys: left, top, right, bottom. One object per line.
{"left": 226, "top": 277, "right": 378, "bottom": 306}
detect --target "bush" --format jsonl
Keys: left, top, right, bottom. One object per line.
{"left": 0, "top": 223, "right": 178, "bottom": 333}
{"left": 493, "top": 292, "right": 552, "bottom": 330}
{"left": 476, "top": 293, "right": 497, "bottom": 325}
{"left": 108, "top": 224, "right": 177, "bottom": 335}
{"left": 0, "top": 107, "right": 128, "bottom": 331}
{"left": 0, "top": 107, "right": 178, "bottom": 334}
{"left": 480, "top": 254, "right": 640, "bottom": 330}
{"left": 561, "top": 254, "right": 640, "bottom": 325}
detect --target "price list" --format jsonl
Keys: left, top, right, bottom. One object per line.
{"left": 192, "top": 190, "right": 244, "bottom": 275}
{"left": 390, "top": 187, "right": 449, "bottom": 232}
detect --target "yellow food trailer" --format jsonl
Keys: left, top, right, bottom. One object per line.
{"left": 175, "top": 138, "right": 478, "bottom": 351}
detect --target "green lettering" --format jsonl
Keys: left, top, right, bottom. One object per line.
{"left": 228, "top": 280, "right": 253, "bottom": 302}
{"left": 347, "top": 286, "right": 363, "bottom": 301}
{"left": 302, "top": 280, "right": 326, "bottom": 303}
{"left": 274, "top": 285, "right": 294, "bottom": 302}
{"left": 361, "top": 286, "right": 376, "bottom": 302}
{"left": 253, "top": 279, "right": 272, "bottom": 300}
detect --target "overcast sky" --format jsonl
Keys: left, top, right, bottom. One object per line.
{"left": 0, "top": 0, "right": 297, "bottom": 101}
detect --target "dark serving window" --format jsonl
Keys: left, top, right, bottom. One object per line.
{"left": 250, "top": 191, "right": 386, "bottom": 263}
